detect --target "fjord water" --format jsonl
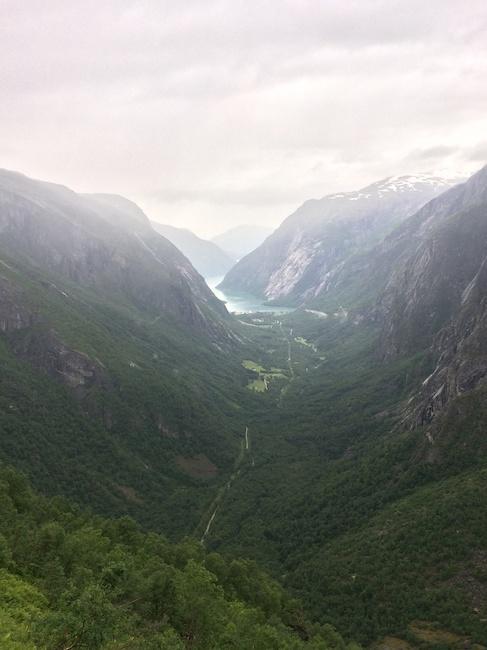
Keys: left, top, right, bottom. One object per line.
{"left": 207, "top": 276, "right": 295, "bottom": 314}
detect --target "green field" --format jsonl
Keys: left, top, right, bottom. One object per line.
{"left": 242, "top": 358, "right": 289, "bottom": 392}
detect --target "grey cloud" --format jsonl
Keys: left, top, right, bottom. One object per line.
{"left": 0, "top": 1, "right": 486, "bottom": 237}
{"left": 467, "top": 142, "right": 487, "bottom": 162}
{"left": 405, "top": 146, "right": 460, "bottom": 161}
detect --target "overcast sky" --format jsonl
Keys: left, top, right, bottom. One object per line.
{"left": 1, "top": 1, "right": 487, "bottom": 238}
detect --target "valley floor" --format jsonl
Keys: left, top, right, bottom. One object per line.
{"left": 200, "top": 309, "right": 487, "bottom": 647}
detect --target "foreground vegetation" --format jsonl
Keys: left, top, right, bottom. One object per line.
{"left": 0, "top": 466, "right": 357, "bottom": 649}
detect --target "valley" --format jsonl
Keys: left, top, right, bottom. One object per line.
{"left": 2, "top": 166, "right": 487, "bottom": 648}
{"left": 3, "top": 4, "right": 487, "bottom": 648}
{"left": 202, "top": 305, "right": 487, "bottom": 645}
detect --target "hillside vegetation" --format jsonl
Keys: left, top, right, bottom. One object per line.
{"left": 0, "top": 466, "right": 353, "bottom": 649}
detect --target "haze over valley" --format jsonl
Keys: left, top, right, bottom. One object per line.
{"left": 1, "top": 2, "right": 487, "bottom": 649}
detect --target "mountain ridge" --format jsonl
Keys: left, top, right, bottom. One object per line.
{"left": 219, "top": 174, "right": 462, "bottom": 305}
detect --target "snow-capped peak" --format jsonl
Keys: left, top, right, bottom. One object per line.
{"left": 327, "top": 173, "right": 462, "bottom": 202}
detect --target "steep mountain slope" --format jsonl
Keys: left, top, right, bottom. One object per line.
{"left": 374, "top": 167, "right": 487, "bottom": 351}
{"left": 150, "top": 221, "right": 235, "bottom": 278}
{"left": 0, "top": 170, "right": 229, "bottom": 335}
{"left": 212, "top": 224, "right": 274, "bottom": 260}
{"left": 368, "top": 165, "right": 487, "bottom": 431}
{"left": 310, "top": 164, "right": 487, "bottom": 424}
{"left": 0, "top": 169, "right": 253, "bottom": 536}
{"left": 220, "top": 175, "right": 459, "bottom": 305}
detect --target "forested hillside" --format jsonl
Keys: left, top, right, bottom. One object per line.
{"left": 0, "top": 170, "right": 255, "bottom": 536}
{"left": 2, "top": 166, "right": 487, "bottom": 648}
{"left": 0, "top": 466, "right": 353, "bottom": 649}
{"left": 208, "top": 309, "right": 487, "bottom": 645}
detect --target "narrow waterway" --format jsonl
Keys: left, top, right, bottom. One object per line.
{"left": 206, "top": 276, "right": 295, "bottom": 315}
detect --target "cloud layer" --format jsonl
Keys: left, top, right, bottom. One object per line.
{"left": 1, "top": 1, "right": 486, "bottom": 237}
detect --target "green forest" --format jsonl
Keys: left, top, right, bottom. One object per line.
{"left": 0, "top": 466, "right": 355, "bottom": 650}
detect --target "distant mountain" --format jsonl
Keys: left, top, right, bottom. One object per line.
{"left": 211, "top": 224, "right": 274, "bottom": 260}
{"left": 219, "top": 175, "right": 460, "bottom": 304}
{"left": 151, "top": 221, "right": 235, "bottom": 278}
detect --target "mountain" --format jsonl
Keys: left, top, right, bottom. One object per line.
{"left": 204, "top": 165, "right": 487, "bottom": 644}
{"left": 4, "top": 163, "right": 487, "bottom": 647}
{"left": 211, "top": 224, "right": 274, "bottom": 260}
{"left": 219, "top": 175, "right": 460, "bottom": 305}
{"left": 150, "top": 221, "right": 235, "bottom": 278}
{"left": 0, "top": 168, "right": 253, "bottom": 535}
{"left": 0, "top": 171, "right": 228, "bottom": 334}
{"left": 367, "top": 165, "right": 487, "bottom": 428}
{"left": 307, "top": 163, "right": 487, "bottom": 424}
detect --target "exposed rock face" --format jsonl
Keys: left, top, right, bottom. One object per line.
{"left": 375, "top": 166, "right": 487, "bottom": 357}
{"left": 405, "top": 251, "right": 487, "bottom": 428}
{"left": 220, "top": 175, "right": 459, "bottom": 305}
{"left": 355, "top": 165, "right": 487, "bottom": 428}
{"left": 0, "top": 275, "right": 105, "bottom": 397}
{"left": 10, "top": 327, "right": 106, "bottom": 398}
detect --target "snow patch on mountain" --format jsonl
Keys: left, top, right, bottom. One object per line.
{"left": 328, "top": 175, "right": 460, "bottom": 202}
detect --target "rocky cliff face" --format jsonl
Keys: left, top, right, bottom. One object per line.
{"left": 375, "top": 166, "right": 487, "bottom": 357}
{"left": 0, "top": 273, "right": 105, "bottom": 399}
{"left": 348, "top": 165, "right": 487, "bottom": 430}
{"left": 11, "top": 326, "right": 107, "bottom": 398}
{"left": 219, "top": 175, "right": 459, "bottom": 305}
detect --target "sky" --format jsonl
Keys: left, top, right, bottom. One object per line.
{"left": 1, "top": 1, "right": 487, "bottom": 239}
